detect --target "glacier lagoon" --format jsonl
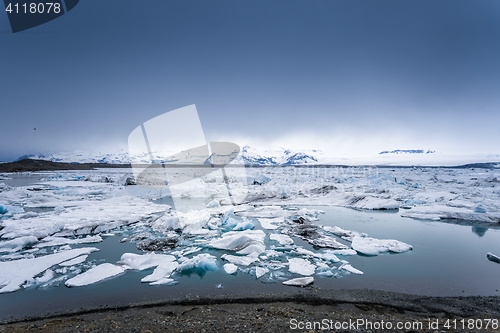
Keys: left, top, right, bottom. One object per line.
{"left": 1, "top": 167, "right": 500, "bottom": 321}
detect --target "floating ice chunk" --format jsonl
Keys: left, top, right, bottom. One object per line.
{"left": 59, "top": 255, "right": 88, "bottom": 267}
{"left": 255, "top": 266, "right": 269, "bottom": 279}
{"left": 320, "top": 250, "right": 340, "bottom": 263}
{"left": 206, "top": 199, "right": 220, "bottom": 208}
{"left": 257, "top": 217, "right": 284, "bottom": 230}
{"left": 54, "top": 205, "right": 65, "bottom": 214}
{"left": 183, "top": 247, "right": 202, "bottom": 256}
{"left": 474, "top": 205, "right": 487, "bottom": 213}
{"left": 118, "top": 253, "right": 176, "bottom": 271}
{"left": 209, "top": 230, "right": 266, "bottom": 255}
{"left": 283, "top": 276, "right": 314, "bottom": 287}
{"left": 223, "top": 263, "right": 238, "bottom": 274}
{"left": 35, "top": 235, "right": 103, "bottom": 248}
{"left": 221, "top": 253, "right": 259, "bottom": 266}
{"left": 176, "top": 253, "right": 218, "bottom": 273}
{"left": 269, "top": 234, "right": 294, "bottom": 245}
{"left": 339, "top": 263, "right": 363, "bottom": 275}
{"left": 232, "top": 220, "right": 255, "bottom": 231}
{"left": 35, "top": 269, "right": 54, "bottom": 284}
{"left": 0, "top": 247, "right": 98, "bottom": 293}
{"left": 141, "top": 262, "right": 179, "bottom": 284}
{"left": 149, "top": 278, "right": 177, "bottom": 286}
{"left": 315, "top": 262, "right": 335, "bottom": 277}
{"left": 487, "top": 252, "right": 500, "bottom": 264}
{"left": 346, "top": 195, "right": 399, "bottom": 210}
{"left": 351, "top": 236, "right": 412, "bottom": 256}
{"left": 288, "top": 258, "right": 316, "bottom": 276}
{"left": 0, "top": 236, "right": 38, "bottom": 253}
{"left": 323, "top": 226, "right": 366, "bottom": 242}
{"left": 309, "top": 236, "right": 348, "bottom": 249}
{"left": 330, "top": 249, "right": 359, "bottom": 256}
{"left": 65, "top": 263, "right": 125, "bottom": 287}
{"left": 238, "top": 206, "right": 289, "bottom": 218}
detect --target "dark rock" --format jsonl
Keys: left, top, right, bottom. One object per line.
{"left": 137, "top": 238, "right": 178, "bottom": 251}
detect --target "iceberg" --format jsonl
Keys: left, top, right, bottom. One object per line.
{"left": 269, "top": 233, "right": 294, "bottom": 245}
{"left": 282, "top": 276, "right": 314, "bottom": 287}
{"left": 0, "top": 247, "right": 99, "bottom": 293}
{"left": 351, "top": 236, "right": 412, "bottom": 256}
{"left": 0, "top": 236, "right": 38, "bottom": 253}
{"left": 209, "top": 230, "right": 266, "bottom": 255}
{"left": 255, "top": 266, "right": 269, "bottom": 279}
{"left": 288, "top": 258, "right": 315, "bottom": 276}
{"left": 221, "top": 253, "right": 259, "bottom": 266}
{"left": 65, "top": 263, "right": 125, "bottom": 287}
{"left": 176, "top": 253, "right": 218, "bottom": 273}
{"left": 223, "top": 263, "right": 238, "bottom": 274}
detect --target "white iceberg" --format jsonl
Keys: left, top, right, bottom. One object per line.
{"left": 269, "top": 233, "right": 294, "bottom": 245}
{"left": 351, "top": 236, "right": 412, "bottom": 256}
{"left": 255, "top": 266, "right": 269, "bottom": 279}
{"left": 0, "top": 247, "right": 98, "bottom": 293}
{"left": 282, "top": 276, "right": 314, "bottom": 287}
{"left": 0, "top": 236, "right": 38, "bottom": 253}
{"left": 65, "top": 263, "right": 125, "bottom": 287}
{"left": 288, "top": 258, "right": 316, "bottom": 276}
{"left": 209, "top": 230, "right": 266, "bottom": 255}
{"left": 221, "top": 253, "right": 259, "bottom": 266}
{"left": 223, "top": 263, "right": 238, "bottom": 274}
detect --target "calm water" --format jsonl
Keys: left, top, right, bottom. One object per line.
{"left": 1, "top": 201, "right": 500, "bottom": 321}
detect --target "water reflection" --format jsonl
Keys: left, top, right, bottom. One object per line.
{"left": 472, "top": 226, "right": 488, "bottom": 237}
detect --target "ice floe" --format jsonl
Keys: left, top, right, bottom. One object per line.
{"left": 0, "top": 247, "right": 98, "bottom": 293}
{"left": 288, "top": 258, "right": 316, "bottom": 276}
{"left": 282, "top": 276, "right": 314, "bottom": 287}
{"left": 65, "top": 263, "right": 125, "bottom": 287}
{"left": 351, "top": 236, "right": 412, "bottom": 256}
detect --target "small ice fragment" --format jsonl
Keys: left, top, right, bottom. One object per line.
{"left": 232, "top": 220, "right": 254, "bottom": 231}
{"left": 288, "top": 258, "right": 316, "bottom": 276}
{"left": 270, "top": 234, "right": 294, "bottom": 245}
{"left": 221, "top": 253, "right": 259, "bottom": 266}
{"left": 257, "top": 217, "right": 283, "bottom": 230}
{"left": 487, "top": 252, "right": 500, "bottom": 264}
{"left": 331, "top": 249, "right": 357, "bottom": 256}
{"left": 54, "top": 206, "right": 65, "bottom": 214}
{"left": 223, "top": 263, "right": 238, "bottom": 274}
{"left": 339, "top": 263, "right": 363, "bottom": 275}
{"left": 176, "top": 253, "right": 218, "bottom": 273}
{"left": 255, "top": 266, "right": 269, "bottom": 279}
{"left": 282, "top": 276, "right": 314, "bottom": 287}
{"left": 65, "top": 263, "right": 124, "bottom": 287}
{"left": 206, "top": 199, "right": 220, "bottom": 208}
{"left": 216, "top": 283, "right": 224, "bottom": 289}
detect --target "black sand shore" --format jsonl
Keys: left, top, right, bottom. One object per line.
{"left": 1, "top": 289, "right": 500, "bottom": 332}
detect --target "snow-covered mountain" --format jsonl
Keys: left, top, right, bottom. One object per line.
{"left": 17, "top": 146, "right": 322, "bottom": 166}
{"left": 231, "top": 146, "right": 320, "bottom": 166}
{"left": 379, "top": 149, "right": 435, "bottom": 155}
{"left": 17, "top": 150, "right": 136, "bottom": 165}
{"left": 16, "top": 147, "right": 500, "bottom": 167}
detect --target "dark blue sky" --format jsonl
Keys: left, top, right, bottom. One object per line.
{"left": 1, "top": 0, "right": 500, "bottom": 161}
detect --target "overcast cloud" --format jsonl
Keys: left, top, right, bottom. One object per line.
{"left": 1, "top": 0, "right": 499, "bottom": 161}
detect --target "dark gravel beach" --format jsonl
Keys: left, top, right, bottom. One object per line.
{"left": 2, "top": 289, "right": 500, "bottom": 332}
